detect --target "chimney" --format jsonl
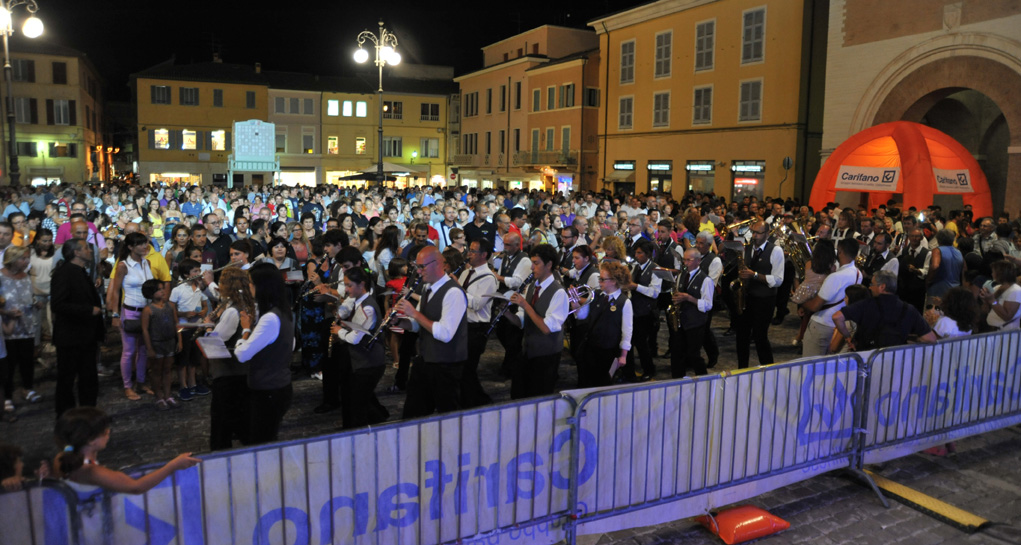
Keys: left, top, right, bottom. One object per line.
{"left": 255, "top": 62, "right": 261, "bottom": 74}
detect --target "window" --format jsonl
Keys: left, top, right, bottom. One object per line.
{"left": 619, "top": 97, "right": 633, "bottom": 129}
{"left": 742, "top": 8, "right": 766, "bottom": 63}
{"left": 154, "top": 129, "right": 169, "bottom": 150}
{"left": 52, "top": 62, "right": 67, "bottom": 84}
{"left": 486, "top": 88, "right": 492, "bottom": 114}
{"left": 275, "top": 97, "right": 286, "bottom": 113}
{"left": 304, "top": 98, "right": 314, "bottom": 114}
{"left": 342, "top": 100, "right": 353, "bottom": 117}
{"left": 545, "top": 128, "right": 554, "bottom": 151}
{"left": 16, "top": 142, "right": 37, "bottom": 157}
{"left": 355, "top": 101, "right": 367, "bottom": 117}
{"left": 328, "top": 136, "right": 339, "bottom": 155}
{"left": 420, "top": 137, "right": 440, "bottom": 158}
{"left": 739, "top": 80, "right": 762, "bottom": 121}
{"left": 514, "top": 128, "right": 520, "bottom": 152}
{"left": 180, "top": 87, "right": 199, "bottom": 106}
{"left": 531, "top": 129, "right": 539, "bottom": 153}
{"left": 383, "top": 100, "right": 402, "bottom": 120}
{"left": 464, "top": 92, "right": 479, "bottom": 117}
{"left": 514, "top": 82, "right": 521, "bottom": 110}
{"left": 355, "top": 137, "right": 366, "bottom": 154}
{"left": 275, "top": 133, "right": 286, "bottom": 153}
{"left": 653, "top": 92, "right": 670, "bottom": 127}
{"left": 485, "top": 132, "right": 491, "bottom": 155}
{"left": 561, "top": 127, "right": 570, "bottom": 152}
{"left": 547, "top": 87, "right": 555, "bottom": 110}
{"left": 532, "top": 89, "right": 541, "bottom": 112}
{"left": 48, "top": 142, "right": 77, "bottom": 157}
{"left": 693, "top": 86, "right": 712, "bottom": 125}
{"left": 213, "top": 89, "right": 224, "bottom": 107}
{"left": 382, "top": 136, "right": 402, "bottom": 157}
{"left": 151, "top": 85, "right": 171, "bottom": 105}
{"left": 499, "top": 85, "right": 506, "bottom": 112}
{"left": 50, "top": 99, "right": 73, "bottom": 126}
{"left": 328, "top": 100, "right": 340, "bottom": 116}
{"left": 246, "top": 91, "right": 256, "bottom": 109}
{"left": 695, "top": 20, "right": 715, "bottom": 71}
{"left": 584, "top": 88, "right": 600, "bottom": 107}
{"left": 655, "top": 31, "right": 672, "bottom": 78}
{"left": 210, "top": 130, "right": 226, "bottom": 151}
{"left": 420, "top": 103, "right": 440, "bottom": 121}
{"left": 498, "top": 130, "right": 505, "bottom": 154}
{"left": 85, "top": 105, "right": 91, "bottom": 130}
{"left": 12, "top": 59, "right": 34, "bottom": 82}
{"left": 13, "top": 98, "right": 35, "bottom": 124}
{"left": 302, "top": 133, "right": 315, "bottom": 154}
{"left": 620, "top": 41, "right": 635, "bottom": 84}
{"left": 182, "top": 129, "right": 197, "bottom": 150}
{"left": 289, "top": 98, "right": 300, "bottom": 114}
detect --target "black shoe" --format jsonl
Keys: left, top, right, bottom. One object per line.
{"left": 313, "top": 403, "right": 339, "bottom": 414}
{"left": 771, "top": 316, "right": 784, "bottom": 325}
{"left": 707, "top": 359, "right": 718, "bottom": 369}
{"left": 638, "top": 375, "right": 653, "bottom": 383}
{"left": 723, "top": 328, "right": 735, "bottom": 336}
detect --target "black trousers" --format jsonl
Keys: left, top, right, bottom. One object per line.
{"left": 649, "top": 308, "right": 662, "bottom": 353}
{"left": 344, "top": 365, "right": 388, "bottom": 429}
{"left": 632, "top": 313, "right": 656, "bottom": 378}
{"left": 393, "top": 331, "right": 418, "bottom": 390}
{"left": 774, "top": 260, "right": 796, "bottom": 318}
{"left": 736, "top": 295, "right": 775, "bottom": 368}
{"left": 511, "top": 352, "right": 561, "bottom": 399}
{"left": 461, "top": 323, "right": 493, "bottom": 408}
{"left": 578, "top": 344, "right": 615, "bottom": 388}
{"left": 720, "top": 277, "right": 739, "bottom": 329}
{"left": 403, "top": 359, "right": 464, "bottom": 419}
{"left": 320, "top": 343, "right": 350, "bottom": 407}
{"left": 210, "top": 375, "right": 250, "bottom": 450}
{"left": 248, "top": 383, "right": 293, "bottom": 445}
{"left": 3, "top": 338, "right": 34, "bottom": 397}
{"left": 55, "top": 343, "right": 98, "bottom": 418}
{"left": 671, "top": 325, "right": 707, "bottom": 378}
{"left": 495, "top": 318, "right": 523, "bottom": 376}
{"left": 702, "top": 309, "right": 719, "bottom": 365}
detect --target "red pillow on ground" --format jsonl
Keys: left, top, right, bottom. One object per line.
{"left": 696, "top": 505, "right": 791, "bottom": 544}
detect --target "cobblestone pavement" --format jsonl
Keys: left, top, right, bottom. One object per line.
{"left": 5, "top": 308, "right": 1020, "bottom": 544}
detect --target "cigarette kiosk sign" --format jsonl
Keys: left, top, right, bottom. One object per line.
{"left": 834, "top": 166, "right": 900, "bottom": 190}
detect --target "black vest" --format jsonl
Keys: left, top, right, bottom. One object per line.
{"left": 630, "top": 260, "right": 656, "bottom": 316}
{"left": 675, "top": 269, "right": 710, "bottom": 330}
{"left": 522, "top": 278, "right": 565, "bottom": 357}
{"left": 698, "top": 251, "right": 717, "bottom": 276}
{"left": 897, "top": 245, "right": 928, "bottom": 294}
{"left": 745, "top": 242, "right": 778, "bottom": 298}
{"left": 585, "top": 290, "right": 627, "bottom": 350}
{"left": 656, "top": 240, "right": 678, "bottom": 269}
{"left": 246, "top": 307, "right": 293, "bottom": 390}
{"left": 349, "top": 296, "right": 385, "bottom": 370}
{"left": 577, "top": 263, "right": 599, "bottom": 288}
{"left": 862, "top": 251, "right": 893, "bottom": 287}
{"left": 418, "top": 279, "right": 468, "bottom": 362}
{"left": 499, "top": 251, "right": 527, "bottom": 291}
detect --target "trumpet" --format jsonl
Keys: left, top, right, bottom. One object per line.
{"left": 724, "top": 218, "right": 755, "bottom": 232}
{"left": 180, "top": 261, "right": 242, "bottom": 285}
{"left": 566, "top": 284, "right": 594, "bottom": 316}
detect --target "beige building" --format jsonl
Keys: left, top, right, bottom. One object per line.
{"left": 820, "top": 0, "right": 1021, "bottom": 215}
{"left": 1, "top": 38, "right": 106, "bottom": 185}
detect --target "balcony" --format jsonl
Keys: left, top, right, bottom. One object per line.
{"left": 451, "top": 153, "right": 507, "bottom": 168}
{"left": 513, "top": 150, "right": 579, "bottom": 167}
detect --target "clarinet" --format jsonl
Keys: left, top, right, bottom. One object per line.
{"left": 366, "top": 274, "right": 424, "bottom": 349}
{"left": 486, "top": 273, "right": 535, "bottom": 336}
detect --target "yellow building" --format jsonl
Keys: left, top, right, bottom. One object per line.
{"left": 132, "top": 60, "right": 269, "bottom": 186}
{"left": 454, "top": 25, "right": 599, "bottom": 192}
{"left": 267, "top": 77, "right": 322, "bottom": 187}
{"left": 1, "top": 38, "right": 106, "bottom": 185}
{"left": 589, "top": 0, "right": 826, "bottom": 201}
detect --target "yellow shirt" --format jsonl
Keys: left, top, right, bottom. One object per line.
{"left": 110, "top": 245, "right": 171, "bottom": 282}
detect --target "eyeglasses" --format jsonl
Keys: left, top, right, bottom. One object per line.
{"left": 599, "top": 277, "right": 613, "bottom": 282}
{"left": 415, "top": 259, "right": 438, "bottom": 271}
{"left": 751, "top": 230, "right": 769, "bottom": 235}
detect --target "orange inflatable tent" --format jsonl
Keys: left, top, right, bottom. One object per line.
{"left": 809, "top": 121, "right": 992, "bottom": 218}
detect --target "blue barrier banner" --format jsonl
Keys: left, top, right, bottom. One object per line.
{"left": 569, "top": 354, "right": 860, "bottom": 534}
{"left": 863, "top": 331, "right": 1021, "bottom": 464}
{"left": 0, "top": 484, "right": 78, "bottom": 545}
{"left": 84, "top": 397, "right": 576, "bottom": 545}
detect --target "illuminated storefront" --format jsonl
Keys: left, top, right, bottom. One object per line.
{"left": 607, "top": 160, "right": 636, "bottom": 195}
{"left": 685, "top": 161, "right": 716, "bottom": 194}
{"left": 731, "top": 160, "right": 766, "bottom": 201}
{"left": 647, "top": 161, "right": 672, "bottom": 193}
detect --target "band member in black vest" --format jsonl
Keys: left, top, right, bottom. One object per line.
{"left": 736, "top": 221, "right": 785, "bottom": 368}
{"left": 622, "top": 238, "right": 662, "bottom": 380}
{"left": 459, "top": 238, "right": 497, "bottom": 408}
{"left": 856, "top": 218, "right": 876, "bottom": 259}
{"left": 492, "top": 232, "right": 532, "bottom": 376}
{"left": 572, "top": 261, "right": 632, "bottom": 387}
{"left": 694, "top": 231, "right": 722, "bottom": 368}
{"left": 897, "top": 228, "right": 930, "bottom": 312}
{"left": 235, "top": 263, "right": 295, "bottom": 445}
{"left": 331, "top": 266, "right": 388, "bottom": 429}
{"left": 653, "top": 220, "right": 680, "bottom": 357}
{"left": 558, "top": 226, "right": 581, "bottom": 278}
{"left": 397, "top": 246, "right": 469, "bottom": 418}
{"left": 861, "top": 232, "right": 898, "bottom": 287}
{"left": 671, "top": 249, "right": 714, "bottom": 377}
{"left": 566, "top": 245, "right": 599, "bottom": 365}
{"left": 624, "top": 216, "right": 645, "bottom": 259}
{"left": 509, "top": 244, "right": 569, "bottom": 398}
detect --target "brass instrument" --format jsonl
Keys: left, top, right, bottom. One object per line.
{"left": 721, "top": 240, "right": 750, "bottom": 316}
{"left": 180, "top": 261, "right": 242, "bottom": 285}
{"left": 566, "top": 284, "right": 594, "bottom": 316}
{"left": 724, "top": 218, "right": 755, "bottom": 233}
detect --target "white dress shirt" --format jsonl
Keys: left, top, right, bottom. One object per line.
{"left": 234, "top": 311, "right": 279, "bottom": 362}
{"left": 515, "top": 274, "right": 569, "bottom": 333}
{"left": 751, "top": 241, "right": 785, "bottom": 288}
{"left": 701, "top": 254, "right": 723, "bottom": 284}
{"left": 460, "top": 264, "right": 497, "bottom": 323}
{"left": 632, "top": 259, "right": 663, "bottom": 299}
{"left": 337, "top": 293, "right": 375, "bottom": 345}
{"left": 679, "top": 269, "right": 715, "bottom": 313}
{"left": 811, "top": 262, "right": 862, "bottom": 328}
{"left": 408, "top": 274, "right": 468, "bottom": 342}
{"left": 493, "top": 251, "right": 532, "bottom": 291}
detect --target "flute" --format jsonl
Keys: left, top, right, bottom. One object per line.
{"left": 301, "top": 278, "right": 343, "bottom": 299}
{"left": 180, "top": 261, "right": 242, "bottom": 284}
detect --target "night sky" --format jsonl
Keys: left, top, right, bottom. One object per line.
{"left": 37, "top": 0, "right": 649, "bottom": 101}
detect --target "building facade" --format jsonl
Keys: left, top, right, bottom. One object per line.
{"left": 454, "top": 25, "right": 600, "bottom": 192}
{"left": 589, "top": 0, "right": 827, "bottom": 201}
{"left": 820, "top": 0, "right": 1021, "bottom": 215}
{"left": 1, "top": 39, "right": 106, "bottom": 185}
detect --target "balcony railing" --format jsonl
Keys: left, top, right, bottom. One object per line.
{"left": 513, "top": 150, "right": 579, "bottom": 167}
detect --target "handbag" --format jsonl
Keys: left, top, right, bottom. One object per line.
{"left": 122, "top": 318, "right": 142, "bottom": 334}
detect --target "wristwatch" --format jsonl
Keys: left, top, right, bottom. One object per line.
{"left": 110, "top": 312, "right": 120, "bottom": 318}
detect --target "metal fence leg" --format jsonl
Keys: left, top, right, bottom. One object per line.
{"left": 564, "top": 399, "right": 582, "bottom": 545}
{"left": 846, "top": 467, "right": 890, "bottom": 508}
{"left": 848, "top": 357, "right": 889, "bottom": 508}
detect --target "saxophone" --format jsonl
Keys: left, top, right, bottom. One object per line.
{"left": 729, "top": 253, "right": 748, "bottom": 316}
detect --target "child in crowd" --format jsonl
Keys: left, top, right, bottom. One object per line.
{"left": 384, "top": 258, "right": 409, "bottom": 370}
{"left": 141, "top": 279, "right": 181, "bottom": 411}
{"left": 169, "top": 260, "right": 210, "bottom": 402}
{"left": 0, "top": 443, "right": 48, "bottom": 491}
{"left": 828, "top": 284, "right": 870, "bottom": 353}
{"left": 53, "top": 407, "right": 199, "bottom": 494}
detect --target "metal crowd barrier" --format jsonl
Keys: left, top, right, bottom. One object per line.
{"left": 859, "top": 329, "right": 1021, "bottom": 466}
{"left": 0, "top": 480, "right": 81, "bottom": 545}
{"left": 565, "top": 353, "right": 866, "bottom": 535}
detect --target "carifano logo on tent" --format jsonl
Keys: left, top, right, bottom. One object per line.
{"left": 835, "top": 166, "right": 901, "bottom": 190}
{"left": 882, "top": 171, "right": 896, "bottom": 183}
{"left": 957, "top": 173, "right": 969, "bottom": 186}
{"left": 933, "top": 168, "right": 974, "bottom": 193}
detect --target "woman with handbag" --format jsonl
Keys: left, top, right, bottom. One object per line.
{"left": 790, "top": 240, "right": 836, "bottom": 347}
{"left": 107, "top": 232, "right": 154, "bottom": 401}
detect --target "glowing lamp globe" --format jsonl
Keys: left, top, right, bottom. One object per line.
{"left": 353, "top": 48, "right": 369, "bottom": 64}
{"left": 388, "top": 51, "right": 401, "bottom": 66}
{"left": 22, "top": 16, "right": 43, "bottom": 38}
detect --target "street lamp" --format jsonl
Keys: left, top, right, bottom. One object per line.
{"left": 0, "top": 0, "right": 42, "bottom": 186}
{"left": 354, "top": 19, "right": 399, "bottom": 187}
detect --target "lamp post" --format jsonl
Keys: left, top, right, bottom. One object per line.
{"left": 0, "top": 0, "right": 42, "bottom": 186}
{"left": 354, "top": 20, "right": 400, "bottom": 188}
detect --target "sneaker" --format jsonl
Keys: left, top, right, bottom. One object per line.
{"left": 179, "top": 387, "right": 195, "bottom": 402}
{"left": 97, "top": 366, "right": 115, "bottom": 377}
{"left": 25, "top": 390, "right": 41, "bottom": 403}
{"left": 192, "top": 384, "right": 211, "bottom": 396}
{"left": 165, "top": 397, "right": 180, "bottom": 408}
{"left": 311, "top": 371, "right": 323, "bottom": 381}
{"left": 3, "top": 400, "right": 13, "bottom": 413}
{"left": 792, "top": 338, "right": 803, "bottom": 347}
{"left": 155, "top": 399, "right": 169, "bottom": 411}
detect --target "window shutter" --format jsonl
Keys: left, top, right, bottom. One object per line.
{"left": 195, "top": 130, "right": 203, "bottom": 150}
{"left": 69, "top": 143, "right": 77, "bottom": 158}
{"left": 225, "top": 131, "right": 232, "bottom": 151}
{"left": 29, "top": 98, "right": 37, "bottom": 124}
{"left": 48, "top": 142, "right": 55, "bottom": 156}
{"left": 27, "top": 60, "right": 35, "bottom": 83}
{"left": 148, "top": 129, "right": 156, "bottom": 149}
{"left": 205, "top": 131, "right": 212, "bottom": 150}
{"left": 45, "top": 99, "right": 54, "bottom": 125}
{"left": 68, "top": 101, "right": 76, "bottom": 125}
{"left": 170, "top": 129, "right": 181, "bottom": 150}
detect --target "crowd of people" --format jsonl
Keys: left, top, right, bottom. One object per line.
{"left": 0, "top": 182, "right": 1017, "bottom": 469}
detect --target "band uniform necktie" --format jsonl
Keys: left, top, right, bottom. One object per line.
{"left": 530, "top": 285, "right": 540, "bottom": 307}
{"left": 462, "top": 269, "right": 474, "bottom": 287}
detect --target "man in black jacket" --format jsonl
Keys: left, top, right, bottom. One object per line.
{"left": 51, "top": 238, "right": 106, "bottom": 417}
